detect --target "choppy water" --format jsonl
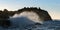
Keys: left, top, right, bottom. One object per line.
{"left": 0, "top": 19, "right": 60, "bottom": 30}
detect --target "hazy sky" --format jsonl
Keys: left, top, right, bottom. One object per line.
{"left": 0, "top": 0, "right": 60, "bottom": 19}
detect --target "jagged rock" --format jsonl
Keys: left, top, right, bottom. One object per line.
{"left": 0, "top": 11, "right": 11, "bottom": 28}
{"left": 17, "top": 7, "right": 52, "bottom": 21}
{"left": 0, "top": 7, "right": 52, "bottom": 28}
{"left": 0, "top": 7, "right": 52, "bottom": 21}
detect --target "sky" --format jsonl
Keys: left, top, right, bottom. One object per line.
{"left": 0, "top": 0, "right": 60, "bottom": 19}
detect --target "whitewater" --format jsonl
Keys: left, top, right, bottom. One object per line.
{"left": 0, "top": 11, "right": 60, "bottom": 30}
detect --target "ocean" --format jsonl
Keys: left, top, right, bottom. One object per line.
{"left": 0, "top": 11, "right": 60, "bottom": 30}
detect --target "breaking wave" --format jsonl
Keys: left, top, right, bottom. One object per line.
{"left": 10, "top": 11, "right": 43, "bottom": 23}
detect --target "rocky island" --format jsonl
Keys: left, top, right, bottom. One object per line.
{"left": 0, "top": 7, "right": 52, "bottom": 27}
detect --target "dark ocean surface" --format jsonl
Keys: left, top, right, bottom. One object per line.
{"left": 0, "top": 17, "right": 60, "bottom": 30}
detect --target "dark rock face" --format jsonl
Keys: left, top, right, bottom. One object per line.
{"left": 0, "top": 7, "right": 52, "bottom": 21}
{"left": 17, "top": 7, "right": 52, "bottom": 21}
{"left": 0, "top": 11, "right": 11, "bottom": 28}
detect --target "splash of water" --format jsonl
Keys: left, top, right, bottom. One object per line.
{"left": 10, "top": 11, "right": 43, "bottom": 23}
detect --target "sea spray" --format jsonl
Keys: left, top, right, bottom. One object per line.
{"left": 10, "top": 11, "right": 43, "bottom": 23}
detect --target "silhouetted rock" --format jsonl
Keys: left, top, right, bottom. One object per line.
{"left": 0, "top": 9, "right": 11, "bottom": 28}
{"left": 4, "top": 9, "right": 8, "bottom": 12}
{"left": 0, "top": 7, "right": 52, "bottom": 21}
{"left": 0, "top": 7, "right": 52, "bottom": 27}
{"left": 17, "top": 7, "right": 52, "bottom": 21}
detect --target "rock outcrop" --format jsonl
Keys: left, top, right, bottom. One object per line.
{"left": 17, "top": 7, "right": 52, "bottom": 21}
{"left": 0, "top": 7, "right": 52, "bottom": 27}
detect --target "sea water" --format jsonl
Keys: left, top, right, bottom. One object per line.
{"left": 0, "top": 11, "right": 60, "bottom": 30}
